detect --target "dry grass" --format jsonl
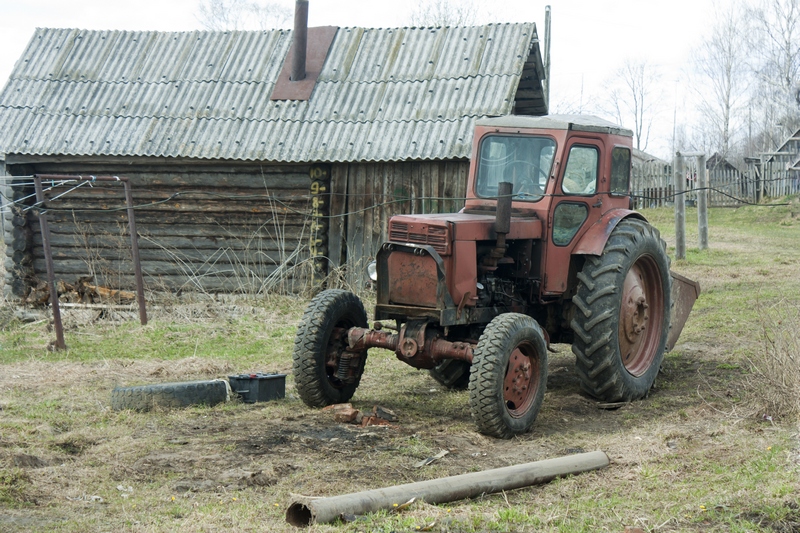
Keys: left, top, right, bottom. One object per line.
{"left": 747, "top": 299, "right": 800, "bottom": 421}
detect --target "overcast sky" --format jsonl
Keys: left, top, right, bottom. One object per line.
{"left": 0, "top": 0, "right": 730, "bottom": 158}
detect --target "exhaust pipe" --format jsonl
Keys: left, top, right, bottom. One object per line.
{"left": 483, "top": 181, "right": 513, "bottom": 270}
{"left": 290, "top": 0, "right": 308, "bottom": 81}
{"left": 286, "top": 450, "right": 609, "bottom": 526}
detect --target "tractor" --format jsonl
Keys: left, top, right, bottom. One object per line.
{"left": 292, "top": 114, "right": 700, "bottom": 438}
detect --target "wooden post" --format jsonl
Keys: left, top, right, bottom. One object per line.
{"left": 674, "top": 153, "right": 686, "bottom": 260}
{"left": 696, "top": 154, "right": 709, "bottom": 250}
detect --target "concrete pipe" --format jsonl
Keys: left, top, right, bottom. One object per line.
{"left": 286, "top": 450, "right": 609, "bottom": 526}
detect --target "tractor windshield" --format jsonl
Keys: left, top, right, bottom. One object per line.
{"left": 476, "top": 135, "right": 556, "bottom": 202}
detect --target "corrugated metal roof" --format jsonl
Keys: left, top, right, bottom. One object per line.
{"left": 0, "top": 23, "right": 546, "bottom": 163}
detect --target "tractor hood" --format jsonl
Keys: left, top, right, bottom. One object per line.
{"left": 388, "top": 213, "right": 542, "bottom": 253}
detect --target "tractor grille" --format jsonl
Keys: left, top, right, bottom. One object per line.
{"left": 389, "top": 221, "right": 450, "bottom": 255}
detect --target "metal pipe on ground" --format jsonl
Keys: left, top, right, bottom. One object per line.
{"left": 285, "top": 450, "right": 609, "bottom": 527}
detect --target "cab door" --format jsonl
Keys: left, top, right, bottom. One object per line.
{"left": 542, "top": 137, "right": 605, "bottom": 295}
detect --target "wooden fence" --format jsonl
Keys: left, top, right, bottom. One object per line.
{"left": 631, "top": 158, "right": 799, "bottom": 209}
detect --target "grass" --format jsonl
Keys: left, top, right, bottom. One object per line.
{"left": 1, "top": 200, "right": 800, "bottom": 532}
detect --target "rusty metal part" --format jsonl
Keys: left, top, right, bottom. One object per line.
{"left": 618, "top": 256, "right": 664, "bottom": 377}
{"left": 286, "top": 450, "right": 610, "bottom": 526}
{"left": 483, "top": 181, "right": 513, "bottom": 271}
{"left": 667, "top": 271, "right": 701, "bottom": 351}
{"left": 347, "top": 327, "right": 398, "bottom": 352}
{"left": 398, "top": 321, "right": 427, "bottom": 358}
{"left": 327, "top": 327, "right": 364, "bottom": 385}
{"left": 503, "top": 343, "right": 541, "bottom": 418}
{"left": 347, "top": 325, "right": 474, "bottom": 369}
{"left": 270, "top": 25, "right": 338, "bottom": 100}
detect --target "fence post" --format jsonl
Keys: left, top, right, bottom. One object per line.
{"left": 674, "top": 152, "right": 686, "bottom": 260}
{"left": 696, "top": 154, "right": 708, "bottom": 250}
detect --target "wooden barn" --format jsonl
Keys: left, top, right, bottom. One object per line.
{"left": 0, "top": 23, "right": 547, "bottom": 298}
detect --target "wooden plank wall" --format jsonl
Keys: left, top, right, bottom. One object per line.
{"left": 330, "top": 160, "right": 469, "bottom": 288}
{"left": 21, "top": 163, "right": 315, "bottom": 293}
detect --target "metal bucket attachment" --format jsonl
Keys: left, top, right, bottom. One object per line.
{"left": 667, "top": 271, "right": 701, "bottom": 351}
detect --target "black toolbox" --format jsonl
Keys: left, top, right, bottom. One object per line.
{"left": 228, "top": 373, "right": 286, "bottom": 403}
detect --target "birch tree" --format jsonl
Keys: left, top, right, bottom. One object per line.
{"left": 692, "top": 2, "right": 750, "bottom": 157}
{"left": 603, "top": 60, "right": 661, "bottom": 152}
{"left": 750, "top": 0, "right": 800, "bottom": 147}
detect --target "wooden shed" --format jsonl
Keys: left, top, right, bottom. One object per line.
{"left": 0, "top": 23, "right": 547, "bottom": 298}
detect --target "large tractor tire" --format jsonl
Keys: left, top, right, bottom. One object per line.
{"left": 468, "top": 313, "right": 548, "bottom": 439}
{"left": 292, "top": 289, "right": 369, "bottom": 408}
{"left": 571, "top": 218, "right": 672, "bottom": 402}
{"left": 429, "top": 359, "right": 471, "bottom": 390}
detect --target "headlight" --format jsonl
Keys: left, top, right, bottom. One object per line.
{"left": 367, "top": 260, "right": 378, "bottom": 282}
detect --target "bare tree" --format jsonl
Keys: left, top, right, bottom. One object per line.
{"left": 408, "top": 0, "right": 481, "bottom": 27}
{"left": 602, "top": 60, "right": 662, "bottom": 152}
{"left": 750, "top": 0, "right": 800, "bottom": 147}
{"left": 692, "top": 2, "right": 750, "bottom": 157}
{"left": 197, "top": 0, "right": 292, "bottom": 31}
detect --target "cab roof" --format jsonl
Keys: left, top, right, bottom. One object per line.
{"left": 476, "top": 114, "right": 633, "bottom": 137}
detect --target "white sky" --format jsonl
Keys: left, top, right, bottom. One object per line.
{"left": 0, "top": 0, "right": 731, "bottom": 159}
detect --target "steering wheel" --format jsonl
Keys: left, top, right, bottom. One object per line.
{"left": 504, "top": 161, "right": 547, "bottom": 197}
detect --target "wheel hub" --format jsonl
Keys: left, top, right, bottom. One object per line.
{"left": 622, "top": 283, "right": 650, "bottom": 344}
{"left": 617, "top": 258, "right": 663, "bottom": 377}
{"left": 503, "top": 346, "right": 537, "bottom": 415}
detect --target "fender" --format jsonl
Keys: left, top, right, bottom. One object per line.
{"left": 572, "top": 208, "right": 646, "bottom": 256}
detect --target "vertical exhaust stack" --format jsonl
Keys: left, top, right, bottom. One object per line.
{"left": 482, "top": 181, "right": 513, "bottom": 270}
{"left": 291, "top": 0, "right": 309, "bottom": 82}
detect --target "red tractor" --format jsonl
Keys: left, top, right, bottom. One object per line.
{"left": 293, "top": 114, "right": 700, "bottom": 438}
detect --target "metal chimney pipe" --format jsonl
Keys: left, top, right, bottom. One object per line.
{"left": 291, "top": 0, "right": 309, "bottom": 81}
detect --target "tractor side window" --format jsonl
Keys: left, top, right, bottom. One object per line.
{"left": 561, "top": 145, "right": 598, "bottom": 195}
{"left": 552, "top": 203, "right": 588, "bottom": 246}
{"left": 476, "top": 135, "right": 556, "bottom": 202}
{"left": 611, "top": 147, "right": 631, "bottom": 195}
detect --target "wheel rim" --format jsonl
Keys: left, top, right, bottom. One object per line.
{"left": 618, "top": 255, "right": 664, "bottom": 377}
{"left": 503, "top": 341, "right": 541, "bottom": 418}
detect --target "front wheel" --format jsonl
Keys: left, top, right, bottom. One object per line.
{"left": 468, "top": 314, "right": 548, "bottom": 439}
{"left": 292, "top": 290, "right": 368, "bottom": 407}
{"left": 571, "top": 218, "right": 672, "bottom": 401}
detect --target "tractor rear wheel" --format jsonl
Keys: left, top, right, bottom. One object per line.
{"left": 468, "top": 313, "right": 548, "bottom": 439}
{"left": 429, "top": 359, "right": 471, "bottom": 390}
{"left": 293, "top": 289, "right": 368, "bottom": 407}
{"left": 571, "top": 218, "right": 672, "bottom": 402}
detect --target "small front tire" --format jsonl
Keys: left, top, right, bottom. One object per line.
{"left": 469, "top": 313, "right": 548, "bottom": 439}
{"left": 292, "top": 290, "right": 368, "bottom": 408}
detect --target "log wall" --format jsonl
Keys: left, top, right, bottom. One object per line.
{"left": 3, "top": 158, "right": 470, "bottom": 297}
{"left": 5, "top": 161, "right": 317, "bottom": 295}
